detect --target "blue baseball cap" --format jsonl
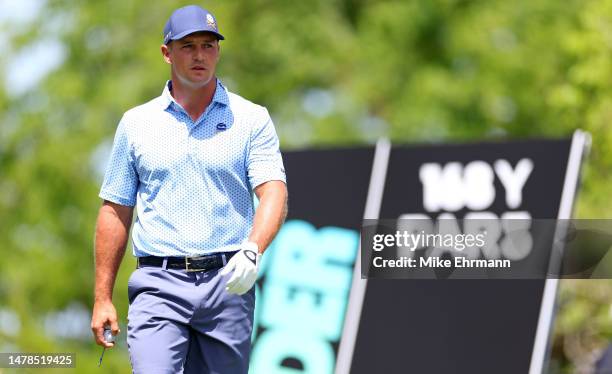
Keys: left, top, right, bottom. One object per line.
{"left": 163, "top": 5, "right": 225, "bottom": 44}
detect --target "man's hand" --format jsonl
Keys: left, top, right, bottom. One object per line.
{"left": 91, "top": 300, "right": 120, "bottom": 348}
{"left": 220, "top": 242, "right": 260, "bottom": 295}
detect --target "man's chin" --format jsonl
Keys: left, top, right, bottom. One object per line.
{"left": 177, "top": 75, "right": 214, "bottom": 89}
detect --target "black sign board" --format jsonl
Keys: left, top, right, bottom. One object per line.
{"left": 338, "top": 132, "right": 589, "bottom": 374}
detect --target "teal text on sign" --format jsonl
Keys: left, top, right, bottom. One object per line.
{"left": 250, "top": 220, "right": 359, "bottom": 374}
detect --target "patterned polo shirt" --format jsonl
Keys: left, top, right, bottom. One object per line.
{"left": 99, "top": 79, "right": 286, "bottom": 257}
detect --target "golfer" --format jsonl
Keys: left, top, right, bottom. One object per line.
{"left": 90, "top": 4, "right": 288, "bottom": 373}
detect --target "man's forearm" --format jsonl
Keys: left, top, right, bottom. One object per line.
{"left": 94, "top": 204, "right": 132, "bottom": 302}
{"left": 250, "top": 181, "right": 288, "bottom": 254}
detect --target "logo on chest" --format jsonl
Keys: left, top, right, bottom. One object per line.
{"left": 216, "top": 123, "right": 227, "bottom": 131}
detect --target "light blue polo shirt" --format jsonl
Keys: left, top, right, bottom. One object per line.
{"left": 99, "top": 79, "right": 286, "bottom": 257}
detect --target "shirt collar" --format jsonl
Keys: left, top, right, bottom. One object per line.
{"left": 159, "top": 79, "right": 229, "bottom": 111}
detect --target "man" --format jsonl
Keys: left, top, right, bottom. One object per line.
{"left": 90, "top": 5, "right": 288, "bottom": 373}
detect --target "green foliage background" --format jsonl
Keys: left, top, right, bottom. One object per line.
{"left": 0, "top": 0, "right": 611, "bottom": 373}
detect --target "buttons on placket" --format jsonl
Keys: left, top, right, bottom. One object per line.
{"left": 185, "top": 114, "right": 197, "bottom": 164}
{"left": 171, "top": 102, "right": 193, "bottom": 151}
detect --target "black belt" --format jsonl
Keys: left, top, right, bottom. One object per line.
{"left": 137, "top": 251, "right": 237, "bottom": 272}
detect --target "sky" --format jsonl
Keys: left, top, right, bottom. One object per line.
{"left": 1, "top": 0, "right": 66, "bottom": 97}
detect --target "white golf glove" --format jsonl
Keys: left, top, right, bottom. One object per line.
{"left": 219, "top": 241, "right": 261, "bottom": 295}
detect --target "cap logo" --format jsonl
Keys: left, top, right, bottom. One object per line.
{"left": 206, "top": 14, "right": 216, "bottom": 29}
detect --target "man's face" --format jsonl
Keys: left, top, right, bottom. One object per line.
{"left": 162, "top": 32, "right": 220, "bottom": 88}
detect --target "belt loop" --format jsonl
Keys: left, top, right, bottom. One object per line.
{"left": 222, "top": 253, "right": 227, "bottom": 266}
{"left": 162, "top": 257, "right": 168, "bottom": 271}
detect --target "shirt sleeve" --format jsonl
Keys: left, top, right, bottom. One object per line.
{"left": 247, "top": 107, "right": 286, "bottom": 189}
{"left": 99, "top": 116, "right": 139, "bottom": 206}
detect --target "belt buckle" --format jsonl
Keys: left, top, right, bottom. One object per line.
{"left": 185, "top": 257, "right": 196, "bottom": 272}
{"left": 185, "top": 256, "right": 206, "bottom": 272}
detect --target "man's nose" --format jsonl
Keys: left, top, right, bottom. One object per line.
{"left": 194, "top": 47, "right": 206, "bottom": 61}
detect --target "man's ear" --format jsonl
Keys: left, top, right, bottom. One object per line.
{"left": 161, "top": 44, "right": 172, "bottom": 64}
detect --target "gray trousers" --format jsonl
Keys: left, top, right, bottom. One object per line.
{"left": 126, "top": 264, "right": 255, "bottom": 374}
